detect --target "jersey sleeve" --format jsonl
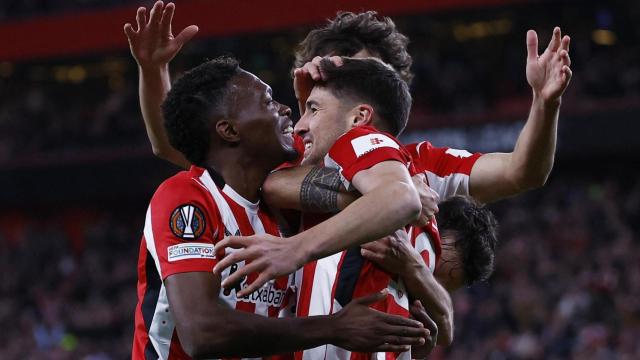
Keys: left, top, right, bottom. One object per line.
{"left": 145, "top": 176, "right": 222, "bottom": 280}
{"left": 324, "top": 126, "right": 411, "bottom": 190}
{"left": 406, "top": 141, "right": 482, "bottom": 200}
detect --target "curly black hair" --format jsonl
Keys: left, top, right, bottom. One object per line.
{"left": 436, "top": 196, "right": 499, "bottom": 285}
{"left": 318, "top": 57, "right": 412, "bottom": 136}
{"left": 295, "top": 11, "right": 413, "bottom": 84}
{"left": 162, "top": 57, "right": 240, "bottom": 166}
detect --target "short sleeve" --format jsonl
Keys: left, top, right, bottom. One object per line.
{"left": 406, "top": 141, "right": 482, "bottom": 200}
{"left": 146, "top": 176, "right": 222, "bottom": 280}
{"left": 324, "top": 126, "right": 411, "bottom": 190}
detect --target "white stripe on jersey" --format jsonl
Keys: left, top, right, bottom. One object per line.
{"left": 414, "top": 231, "right": 437, "bottom": 273}
{"left": 301, "top": 252, "right": 343, "bottom": 360}
{"left": 144, "top": 206, "right": 174, "bottom": 360}
{"left": 424, "top": 170, "right": 471, "bottom": 200}
{"left": 147, "top": 285, "right": 174, "bottom": 360}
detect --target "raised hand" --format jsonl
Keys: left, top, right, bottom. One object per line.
{"left": 332, "top": 290, "right": 428, "bottom": 352}
{"left": 124, "top": 1, "right": 199, "bottom": 68}
{"left": 526, "top": 27, "right": 572, "bottom": 104}
{"left": 293, "top": 56, "right": 343, "bottom": 116}
{"left": 213, "top": 234, "right": 303, "bottom": 297}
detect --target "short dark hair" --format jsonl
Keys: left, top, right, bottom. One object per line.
{"left": 295, "top": 11, "right": 413, "bottom": 84}
{"left": 162, "top": 57, "right": 240, "bottom": 166}
{"left": 318, "top": 57, "right": 412, "bottom": 136}
{"left": 436, "top": 196, "right": 499, "bottom": 285}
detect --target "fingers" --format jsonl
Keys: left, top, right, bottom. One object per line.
{"left": 361, "top": 248, "right": 385, "bottom": 263}
{"left": 382, "top": 334, "right": 426, "bottom": 347}
{"left": 526, "top": 29, "right": 538, "bottom": 62}
{"left": 135, "top": 7, "right": 147, "bottom": 32}
{"left": 160, "top": 2, "right": 174, "bottom": 37}
{"left": 547, "top": 26, "right": 561, "bottom": 52}
{"left": 561, "top": 34, "right": 571, "bottom": 52}
{"left": 561, "top": 65, "right": 573, "bottom": 84}
{"left": 237, "top": 272, "right": 273, "bottom": 297}
{"left": 220, "top": 259, "right": 258, "bottom": 288}
{"left": 175, "top": 25, "right": 199, "bottom": 46}
{"left": 124, "top": 23, "right": 136, "bottom": 39}
{"left": 372, "top": 343, "right": 411, "bottom": 353}
{"left": 148, "top": 1, "right": 164, "bottom": 27}
{"left": 379, "top": 311, "right": 425, "bottom": 328}
{"left": 304, "top": 57, "right": 323, "bottom": 81}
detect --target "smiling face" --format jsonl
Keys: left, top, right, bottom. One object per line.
{"left": 293, "top": 86, "right": 357, "bottom": 165}
{"left": 225, "top": 70, "right": 298, "bottom": 166}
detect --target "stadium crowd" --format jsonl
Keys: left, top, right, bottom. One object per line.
{"left": 1, "top": 170, "right": 638, "bottom": 359}
{"left": 1, "top": 0, "right": 639, "bottom": 163}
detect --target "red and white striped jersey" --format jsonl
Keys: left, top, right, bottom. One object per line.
{"left": 405, "top": 141, "right": 482, "bottom": 200}
{"left": 294, "top": 126, "right": 434, "bottom": 360}
{"left": 132, "top": 166, "right": 293, "bottom": 360}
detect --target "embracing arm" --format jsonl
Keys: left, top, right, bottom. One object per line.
{"left": 296, "top": 161, "right": 420, "bottom": 261}
{"left": 166, "top": 271, "right": 427, "bottom": 358}
{"left": 469, "top": 27, "right": 572, "bottom": 203}
{"left": 361, "top": 233, "right": 454, "bottom": 346}
{"left": 124, "top": 1, "right": 196, "bottom": 169}
{"left": 263, "top": 165, "right": 358, "bottom": 213}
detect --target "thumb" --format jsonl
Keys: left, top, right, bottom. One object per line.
{"left": 353, "top": 289, "right": 388, "bottom": 306}
{"left": 175, "top": 25, "right": 199, "bottom": 45}
{"left": 526, "top": 29, "right": 538, "bottom": 62}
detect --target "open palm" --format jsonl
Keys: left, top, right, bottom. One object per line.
{"left": 124, "top": 1, "right": 198, "bottom": 68}
{"left": 526, "top": 27, "right": 572, "bottom": 103}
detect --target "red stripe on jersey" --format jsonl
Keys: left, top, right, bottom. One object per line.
{"left": 132, "top": 236, "right": 150, "bottom": 359}
{"left": 296, "top": 261, "right": 318, "bottom": 317}
{"left": 406, "top": 141, "right": 481, "bottom": 178}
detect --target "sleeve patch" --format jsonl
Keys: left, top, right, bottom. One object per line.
{"left": 169, "top": 204, "right": 207, "bottom": 240}
{"left": 445, "top": 148, "right": 473, "bottom": 158}
{"left": 168, "top": 243, "right": 216, "bottom": 262}
{"left": 351, "top": 133, "right": 399, "bottom": 158}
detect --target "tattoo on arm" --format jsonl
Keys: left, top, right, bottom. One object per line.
{"left": 300, "top": 167, "right": 343, "bottom": 213}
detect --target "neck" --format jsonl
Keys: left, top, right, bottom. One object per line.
{"left": 205, "top": 147, "right": 276, "bottom": 203}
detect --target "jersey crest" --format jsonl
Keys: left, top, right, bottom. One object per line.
{"left": 169, "top": 204, "right": 206, "bottom": 240}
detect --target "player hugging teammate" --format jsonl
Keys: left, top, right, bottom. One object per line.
{"left": 125, "top": 2, "right": 572, "bottom": 359}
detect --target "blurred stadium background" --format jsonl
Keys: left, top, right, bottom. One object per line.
{"left": 1, "top": 0, "right": 639, "bottom": 358}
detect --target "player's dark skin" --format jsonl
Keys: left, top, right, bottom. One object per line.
{"left": 163, "top": 69, "right": 430, "bottom": 358}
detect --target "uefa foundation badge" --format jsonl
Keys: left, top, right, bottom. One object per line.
{"left": 170, "top": 204, "right": 206, "bottom": 240}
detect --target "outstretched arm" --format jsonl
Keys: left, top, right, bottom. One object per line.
{"left": 469, "top": 27, "right": 572, "bottom": 203}
{"left": 124, "top": 1, "right": 197, "bottom": 169}
{"left": 166, "top": 271, "right": 428, "bottom": 358}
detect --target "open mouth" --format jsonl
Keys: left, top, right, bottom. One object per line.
{"left": 282, "top": 125, "right": 294, "bottom": 136}
{"left": 303, "top": 140, "right": 312, "bottom": 158}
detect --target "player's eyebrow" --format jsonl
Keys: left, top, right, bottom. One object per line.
{"left": 305, "top": 99, "right": 319, "bottom": 109}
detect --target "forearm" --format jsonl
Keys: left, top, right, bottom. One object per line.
{"left": 263, "top": 166, "right": 359, "bottom": 212}
{"left": 402, "top": 266, "right": 454, "bottom": 345}
{"left": 187, "top": 310, "right": 335, "bottom": 358}
{"left": 510, "top": 93, "right": 560, "bottom": 188}
{"left": 138, "top": 65, "right": 190, "bottom": 168}
{"left": 297, "top": 182, "right": 420, "bottom": 261}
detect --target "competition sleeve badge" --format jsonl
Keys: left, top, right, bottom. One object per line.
{"left": 170, "top": 204, "right": 206, "bottom": 240}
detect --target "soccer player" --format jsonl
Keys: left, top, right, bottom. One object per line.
{"left": 132, "top": 57, "right": 430, "bottom": 359}
{"left": 214, "top": 58, "right": 488, "bottom": 359}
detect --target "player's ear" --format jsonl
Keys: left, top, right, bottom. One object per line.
{"left": 350, "top": 104, "right": 374, "bottom": 128}
{"left": 215, "top": 119, "right": 240, "bottom": 143}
